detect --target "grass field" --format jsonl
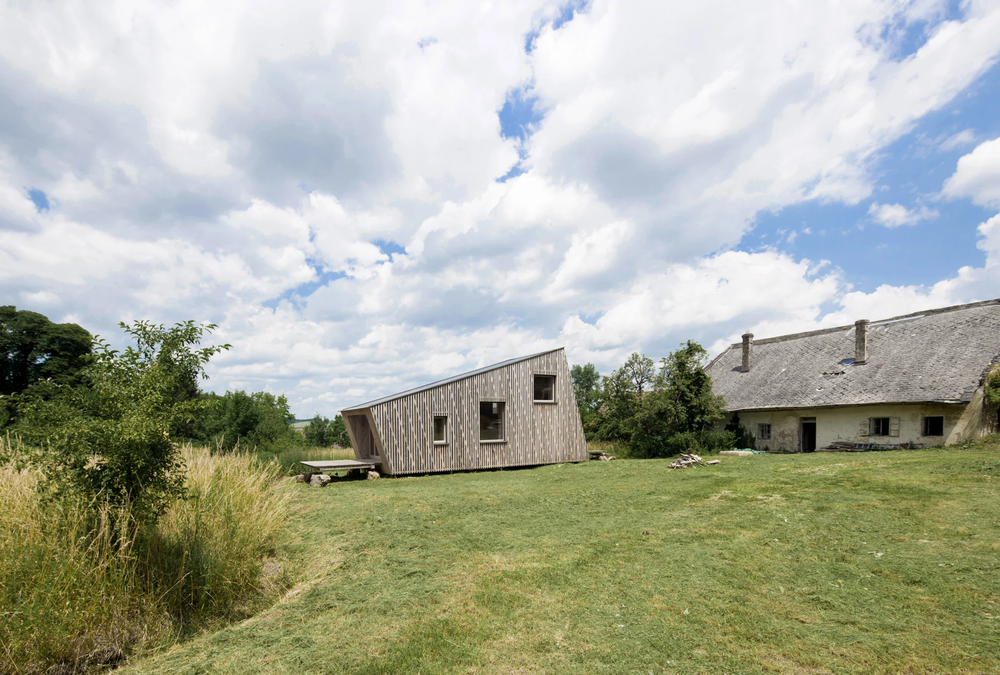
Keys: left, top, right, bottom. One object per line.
{"left": 123, "top": 439, "right": 1000, "bottom": 675}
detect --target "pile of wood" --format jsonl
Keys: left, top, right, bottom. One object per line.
{"left": 818, "top": 441, "right": 922, "bottom": 452}
{"left": 668, "top": 453, "right": 703, "bottom": 469}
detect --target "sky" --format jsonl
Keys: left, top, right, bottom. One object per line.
{"left": 2, "top": 0, "right": 1000, "bottom": 418}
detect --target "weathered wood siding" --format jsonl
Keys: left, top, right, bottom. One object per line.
{"left": 350, "top": 349, "right": 587, "bottom": 475}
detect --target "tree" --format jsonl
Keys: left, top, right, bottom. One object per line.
{"left": 304, "top": 414, "right": 352, "bottom": 448}
{"left": 329, "top": 414, "right": 351, "bottom": 447}
{"left": 0, "top": 306, "right": 92, "bottom": 395}
{"left": 15, "top": 320, "right": 228, "bottom": 521}
{"left": 593, "top": 355, "right": 647, "bottom": 441}
{"left": 628, "top": 341, "right": 728, "bottom": 458}
{"left": 621, "top": 352, "right": 656, "bottom": 396}
{"left": 1, "top": 307, "right": 92, "bottom": 426}
{"left": 656, "top": 341, "right": 726, "bottom": 433}
{"left": 570, "top": 363, "right": 602, "bottom": 436}
{"left": 201, "top": 390, "right": 299, "bottom": 453}
{"left": 304, "top": 414, "right": 331, "bottom": 446}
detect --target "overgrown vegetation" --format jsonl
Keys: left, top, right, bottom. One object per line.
{"left": 0, "top": 441, "right": 290, "bottom": 674}
{"left": 0, "top": 318, "right": 295, "bottom": 673}
{"left": 572, "top": 341, "right": 737, "bottom": 457}
{"left": 12, "top": 320, "right": 228, "bottom": 520}
{"left": 124, "top": 436, "right": 1000, "bottom": 675}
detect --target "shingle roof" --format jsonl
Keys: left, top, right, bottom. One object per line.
{"left": 705, "top": 299, "right": 1000, "bottom": 411}
{"left": 342, "top": 348, "right": 562, "bottom": 411}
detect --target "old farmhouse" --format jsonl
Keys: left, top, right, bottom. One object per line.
{"left": 705, "top": 299, "right": 1000, "bottom": 452}
{"left": 340, "top": 348, "right": 588, "bottom": 476}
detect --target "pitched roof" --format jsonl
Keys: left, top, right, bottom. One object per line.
{"left": 342, "top": 348, "right": 563, "bottom": 411}
{"left": 705, "top": 299, "right": 1000, "bottom": 411}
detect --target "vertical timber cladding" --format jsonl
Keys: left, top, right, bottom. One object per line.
{"left": 362, "top": 348, "right": 587, "bottom": 475}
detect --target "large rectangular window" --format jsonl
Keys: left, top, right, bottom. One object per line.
{"left": 922, "top": 416, "right": 944, "bottom": 437}
{"left": 870, "top": 417, "right": 890, "bottom": 436}
{"left": 479, "top": 401, "right": 505, "bottom": 441}
{"left": 757, "top": 423, "right": 771, "bottom": 440}
{"left": 433, "top": 416, "right": 447, "bottom": 444}
{"left": 534, "top": 374, "right": 555, "bottom": 402}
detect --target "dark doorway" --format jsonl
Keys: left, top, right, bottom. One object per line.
{"left": 800, "top": 419, "right": 816, "bottom": 453}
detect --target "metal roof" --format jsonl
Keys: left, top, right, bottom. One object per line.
{"left": 342, "top": 348, "right": 564, "bottom": 411}
{"left": 705, "top": 299, "right": 1000, "bottom": 411}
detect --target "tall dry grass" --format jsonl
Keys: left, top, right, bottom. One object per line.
{"left": 0, "top": 439, "right": 290, "bottom": 674}
{"left": 143, "top": 445, "right": 290, "bottom": 621}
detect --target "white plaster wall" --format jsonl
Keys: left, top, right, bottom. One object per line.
{"left": 731, "top": 394, "right": 989, "bottom": 452}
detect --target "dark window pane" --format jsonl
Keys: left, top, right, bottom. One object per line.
{"left": 872, "top": 417, "right": 890, "bottom": 436}
{"left": 757, "top": 423, "right": 770, "bottom": 440}
{"left": 434, "top": 416, "right": 447, "bottom": 442}
{"left": 534, "top": 375, "right": 555, "bottom": 401}
{"left": 480, "top": 401, "right": 504, "bottom": 440}
{"left": 923, "top": 416, "right": 944, "bottom": 436}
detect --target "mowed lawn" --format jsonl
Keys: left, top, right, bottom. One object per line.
{"left": 126, "top": 441, "right": 1000, "bottom": 675}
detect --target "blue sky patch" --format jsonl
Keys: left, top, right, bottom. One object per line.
{"left": 498, "top": 163, "right": 527, "bottom": 183}
{"left": 28, "top": 188, "right": 49, "bottom": 211}
{"left": 499, "top": 87, "right": 542, "bottom": 143}
{"left": 264, "top": 265, "right": 347, "bottom": 309}
{"left": 744, "top": 58, "right": 1000, "bottom": 293}
{"left": 878, "top": 0, "right": 964, "bottom": 62}
{"left": 525, "top": 0, "right": 591, "bottom": 53}
{"left": 374, "top": 238, "right": 406, "bottom": 258}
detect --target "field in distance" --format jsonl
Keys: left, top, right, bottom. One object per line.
{"left": 126, "top": 438, "right": 1000, "bottom": 674}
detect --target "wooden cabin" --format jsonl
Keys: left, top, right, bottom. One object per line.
{"left": 341, "top": 348, "right": 588, "bottom": 475}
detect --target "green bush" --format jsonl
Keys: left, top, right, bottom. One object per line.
{"left": 13, "top": 320, "right": 227, "bottom": 522}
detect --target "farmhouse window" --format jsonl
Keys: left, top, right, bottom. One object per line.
{"left": 534, "top": 374, "right": 556, "bottom": 402}
{"left": 480, "top": 401, "right": 505, "bottom": 441}
{"left": 433, "top": 416, "right": 447, "bottom": 444}
{"left": 757, "top": 423, "right": 771, "bottom": 440}
{"left": 869, "top": 417, "right": 900, "bottom": 437}
{"left": 922, "top": 416, "right": 944, "bottom": 437}
{"left": 870, "top": 417, "right": 890, "bottom": 436}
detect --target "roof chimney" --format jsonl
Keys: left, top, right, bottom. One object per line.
{"left": 855, "top": 319, "right": 869, "bottom": 365}
{"left": 741, "top": 332, "right": 754, "bottom": 373}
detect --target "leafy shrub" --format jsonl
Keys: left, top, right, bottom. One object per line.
{"left": 13, "top": 321, "right": 227, "bottom": 522}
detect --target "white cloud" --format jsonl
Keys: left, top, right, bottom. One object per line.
{"left": 939, "top": 128, "right": 977, "bottom": 152}
{"left": 867, "top": 201, "right": 939, "bottom": 227}
{"left": 1, "top": 0, "right": 1000, "bottom": 415}
{"left": 943, "top": 136, "right": 1000, "bottom": 208}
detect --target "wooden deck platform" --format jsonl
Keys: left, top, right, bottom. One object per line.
{"left": 300, "top": 459, "right": 377, "bottom": 472}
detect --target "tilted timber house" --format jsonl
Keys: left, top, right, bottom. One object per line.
{"left": 705, "top": 299, "right": 1000, "bottom": 453}
{"left": 340, "top": 348, "right": 588, "bottom": 475}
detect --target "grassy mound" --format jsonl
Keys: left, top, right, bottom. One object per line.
{"left": 122, "top": 436, "right": 1000, "bottom": 674}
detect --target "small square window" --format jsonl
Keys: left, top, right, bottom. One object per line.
{"left": 534, "top": 375, "right": 555, "bottom": 402}
{"left": 433, "top": 416, "right": 447, "bottom": 444}
{"left": 922, "top": 416, "right": 944, "bottom": 437}
{"left": 480, "top": 401, "right": 505, "bottom": 441}
{"left": 870, "top": 417, "right": 890, "bottom": 436}
{"left": 757, "top": 423, "right": 771, "bottom": 440}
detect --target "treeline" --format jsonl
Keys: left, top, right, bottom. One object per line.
{"left": 572, "top": 341, "right": 753, "bottom": 457}
{"left": 1, "top": 306, "right": 350, "bottom": 453}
